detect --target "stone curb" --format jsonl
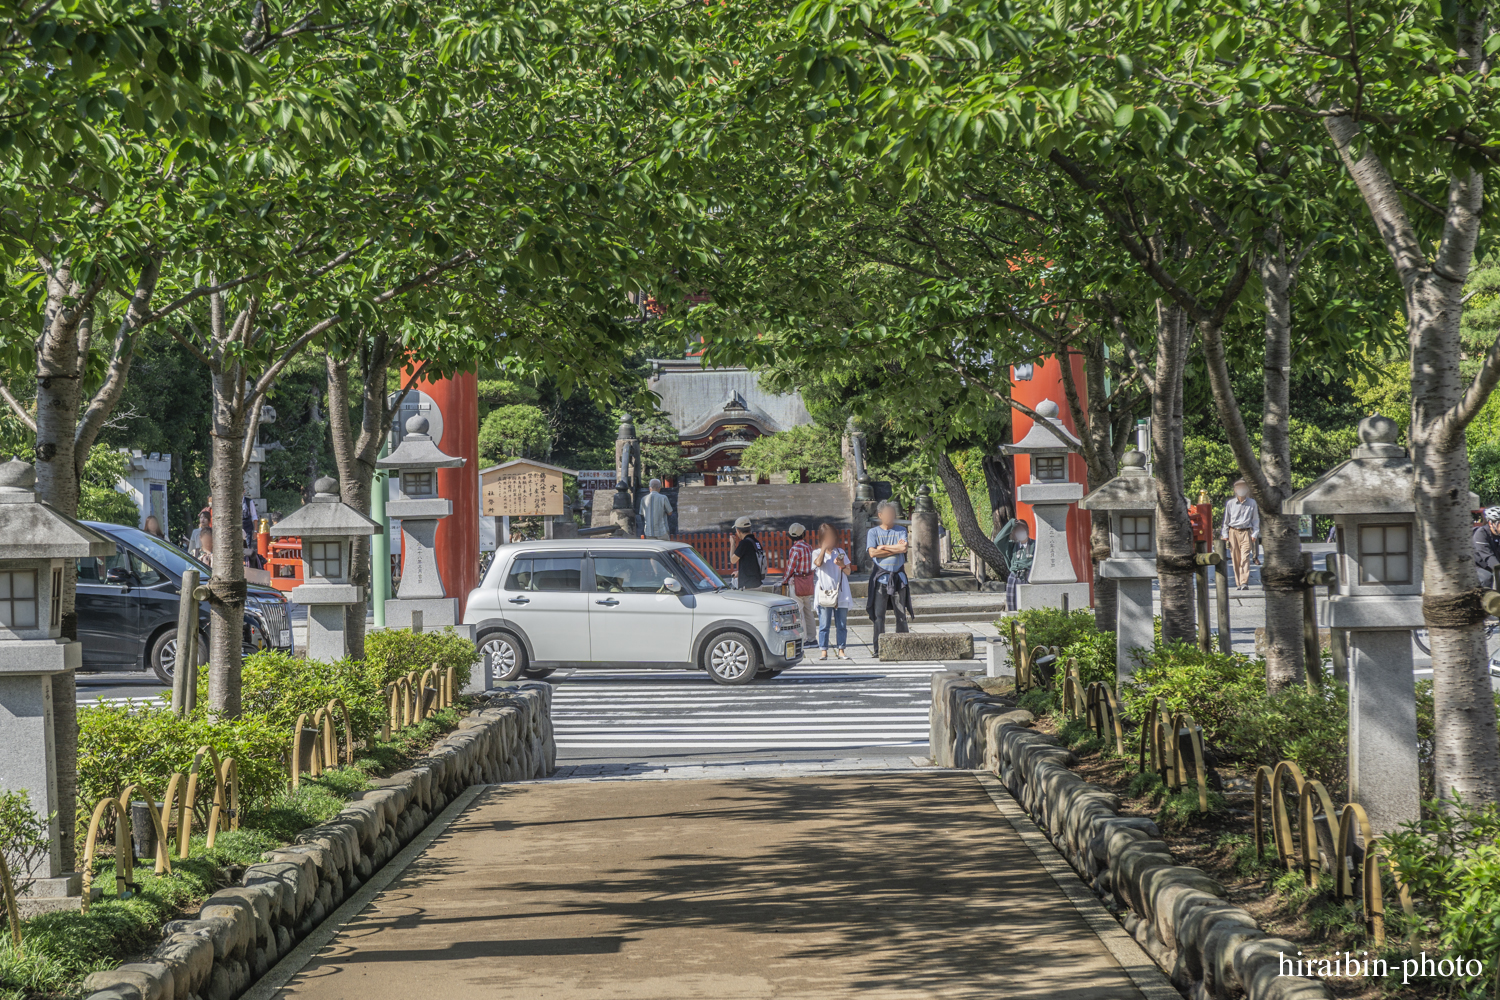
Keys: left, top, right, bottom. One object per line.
{"left": 81, "top": 682, "right": 556, "bottom": 1000}
{"left": 929, "top": 671, "right": 1333, "bottom": 1000}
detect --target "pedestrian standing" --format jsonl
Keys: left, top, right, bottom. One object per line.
{"left": 1221, "top": 480, "right": 1261, "bottom": 590}
{"left": 640, "top": 478, "right": 674, "bottom": 540}
{"left": 192, "top": 526, "right": 214, "bottom": 568}
{"left": 188, "top": 511, "right": 211, "bottom": 553}
{"left": 864, "top": 501, "right": 912, "bottom": 651}
{"left": 729, "top": 515, "right": 765, "bottom": 590}
{"left": 993, "top": 517, "right": 1035, "bottom": 612}
{"left": 812, "top": 523, "right": 852, "bottom": 659}
{"left": 784, "top": 523, "right": 816, "bottom": 640}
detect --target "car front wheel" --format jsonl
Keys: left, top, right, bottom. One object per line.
{"left": 703, "top": 631, "right": 760, "bottom": 686}
{"left": 480, "top": 631, "right": 528, "bottom": 683}
{"left": 149, "top": 627, "right": 205, "bottom": 685}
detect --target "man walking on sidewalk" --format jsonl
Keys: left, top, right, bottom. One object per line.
{"left": 1221, "top": 479, "right": 1260, "bottom": 590}
{"left": 784, "top": 523, "right": 815, "bottom": 640}
{"left": 865, "top": 501, "right": 912, "bottom": 652}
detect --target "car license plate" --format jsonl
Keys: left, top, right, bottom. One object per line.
{"left": 784, "top": 641, "right": 796, "bottom": 658}
{"left": 280, "top": 630, "right": 292, "bottom": 647}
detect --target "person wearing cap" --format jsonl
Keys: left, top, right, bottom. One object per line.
{"left": 729, "top": 516, "right": 765, "bottom": 589}
{"left": 640, "top": 477, "right": 674, "bottom": 540}
{"left": 1220, "top": 479, "right": 1261, "bottom": 590}
{"left": 784, "top": 522, "right": 816, "bottom": 638}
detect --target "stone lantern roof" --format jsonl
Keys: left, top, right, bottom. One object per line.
{"left": 1002, "top": 400, "right": 1082, "bottom": 455}
{"left": 1080, "top": 451, "right": 1157, "bottom": 511}
{"left": 376, "top": 415, "right": 465, "bottom": 471}
{"left": 1283, "top": 415, "right": 1478, "bottom": 515}
{"left": 0, "top": 458, "right": 116, "bottom": 559}
{"left": 270, "top": 478, "right": 381, "bottom": 537}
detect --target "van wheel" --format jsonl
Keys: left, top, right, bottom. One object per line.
{"left": 703, "top": 631, "right": 759, "bottom": 685}
{"left": 479, "top": 631, "right": 528, "bottom": 682}
{"left": 149, "top": 628, "right": 204, "bottom": 685}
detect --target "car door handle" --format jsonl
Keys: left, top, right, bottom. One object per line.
{"left": 507, "top": 597, "right": 531, "bottom": 605}
{"left": 595, "top": 598, "right": 620, "bottom": 606}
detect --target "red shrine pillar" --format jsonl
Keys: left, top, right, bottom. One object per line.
{"left": 1010, "top": 355, "right": 1094, "bottom": 603}
{"left": 413, "top": 368, "right": 480, "bottom": 618}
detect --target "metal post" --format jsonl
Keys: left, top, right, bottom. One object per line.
{"left": 1214, "top": 539, "right": 1231, "bottom": 653}
{"left": 1302, "top": 551, "right": 1322, "bottom": 687}
{"left": 1326, "top": 552, "right": 1347, "bottom": 685}
{"left": 1195, "top": 541, "right": 1211, "bottom": 652}
{"left": 372, "top": 463, "right": 390, "bottom": 628}
{"left": 411, "top": 609, "right": 423, "bottom": 634}
{"left": 171, "top": 569, "right": 200, "bottom": 717}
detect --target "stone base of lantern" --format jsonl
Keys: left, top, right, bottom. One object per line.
{"left": 1108, "top": 575, "right": 1155, "bottom": 685}
{"left": 384, "top": 598, "right": 473, "bottom": 639}
{"left": 1015, "top": 581, "right": 1090, "bottom": 612}
{"left": 17, "top": 872, "right": 85, "bottom": 918}
{"left": 305, "top": 603, "right": 355, "bottom": 661}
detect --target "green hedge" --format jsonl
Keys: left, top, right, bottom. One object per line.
{"left": 365, "top": 627, "right": 478, "bottom": 690}
{"left": 76, "top": 706, "right": 289, "bottom": 809}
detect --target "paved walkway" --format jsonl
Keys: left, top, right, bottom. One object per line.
{"left": 270, "top": 771, "right": 1155, "bottom": 1000}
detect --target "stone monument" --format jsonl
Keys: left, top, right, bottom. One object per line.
{"left": 1080, "top": 450, "right": 1159, "bottom": 685}
{"left": 909, "top": 485, "right": 941, "bottom": 579}
{"left": 1002, "top": 399, "right": 1090, "bottom": 610}
{"left": 0, "top": 457, "right": 114, "bottom": 910}
{"left": 1283, "top": 414, "right": 1465, "bottom": 836}
{"left": 270, "top": 477, "right": 380, "bottom": 660}
{"left": 378, "top": 415, "right": 469, "bottom": 632}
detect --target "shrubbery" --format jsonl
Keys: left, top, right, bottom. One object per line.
{"left": 365, "top": 627, "right": 478, "bottom": 690}
{"left": 76, "top": 705, "right": 289, "bottom": 808}
{"left": 214, "top": 651, "right": 387, "bottom": 745}
{"left": 0, "top": 791, "right": 50, "bottom": 899}
{"left": 1013, "top": 606, "right": 1100, "bottom": 652}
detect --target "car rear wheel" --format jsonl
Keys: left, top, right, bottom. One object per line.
{"left": 480, "top": 631, "right": 528, "bottom": 683}
{"left": 149, "top": 628, "right": 205, "bottom": 685}
{"left": 703, "top": 631, "right": 759, "bottom": 685}
{"left": 524, "top": 667, "right": 555, "bottom": 679}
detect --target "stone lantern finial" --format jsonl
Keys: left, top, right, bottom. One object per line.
{"left": 1352, "top": 414, "right": 1404, "bottom": 460}
{"left": 405, "top": 413, "right": 431, "bottom": 438}
{"left": 0, "top": 456, "right": 36, "bottom": 498}
{"left": 1120, "top": 449, "right": 1147, "bottom": 471}
{"left": 312, "top": 476, "right": 339, "bottom": 500}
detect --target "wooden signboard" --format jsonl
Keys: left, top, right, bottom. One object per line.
{"left": 479, "top": 459, "right": 571, "bottom": 517}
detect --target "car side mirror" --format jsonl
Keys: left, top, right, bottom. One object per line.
{"left": 106, "top": 567, "right": 133, "bottom": 587}
{"left": 663, "top": 577, "right": 683, "bottom": 594}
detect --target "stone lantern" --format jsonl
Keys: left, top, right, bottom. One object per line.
{"left": 376, "top": 414, "right": 466, "bottom": 631}
{"left": 1080, "top": 450, "right": 1159, "bottom": 684}
{"left": 0, "top": 457, "right": 114, "bottom": 904}
{"left": 270, "top": 477, "right": 380, "bottom": 660}
{"left": 1002, "top": 399, "right": 1090, "bottom": 610}
{"left": 1283, "top": 414, "right": 1466, "bottom": 835}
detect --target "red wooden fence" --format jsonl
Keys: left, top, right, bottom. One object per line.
{"left": 670, "top": 529, "right": 853, "bottom": 578}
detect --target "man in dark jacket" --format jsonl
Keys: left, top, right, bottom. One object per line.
{"left": 1475, "top": 508, "right": 1500, "bottom": 587}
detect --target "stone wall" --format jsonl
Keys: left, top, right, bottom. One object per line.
{"left": 673, "top": 482, "right": 853, "bottom": 532}
{"left": 81, "top": 682, "right": 557, "bottom": 1000}
{"left": 929, "top": 673, "right": 1332, "bottom": 1000}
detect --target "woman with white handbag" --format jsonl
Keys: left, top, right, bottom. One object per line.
{"left": 811, "top": 522, "right": 853, "bottom": 659}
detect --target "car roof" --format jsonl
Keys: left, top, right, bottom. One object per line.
{"left": 500, "top": 538, "right": 689, "bottom": 552}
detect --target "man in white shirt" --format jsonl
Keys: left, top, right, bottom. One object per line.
{"left": 1221, "top": 479, "right": 1260, "bottom": 590}
{"left": 639, "top": 478, "right": 673, "bottom": 540}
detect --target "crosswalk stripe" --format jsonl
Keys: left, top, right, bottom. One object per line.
{"left": 550, "top": 659, "right": 935, "bottom": 752}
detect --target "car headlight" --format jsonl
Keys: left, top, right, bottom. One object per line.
{"left": 773, "top": 606, "right": 799, "bottom": 632}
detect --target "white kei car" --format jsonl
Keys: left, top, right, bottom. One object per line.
{"left": 462, "top": 539, "right": 805, "bottom": 685}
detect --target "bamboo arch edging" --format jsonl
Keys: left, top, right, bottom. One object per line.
{"left": 290, "top": 699, "right": 355, "bottom": 790}
{"left": 1138, "top": 698, "right": 1210, "bottom": 812}
{"left": 1252, "top": 762, "right": 1415, "bottom": 946}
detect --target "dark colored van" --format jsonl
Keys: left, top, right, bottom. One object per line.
{"left": 77, "top": 522, "right": 293, "bottom": 681}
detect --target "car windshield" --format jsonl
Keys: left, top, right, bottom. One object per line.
{"left": 669, "top": 548, "right": 726, "bottom": 591}
{"left": 105, "top": 526, "right": 210, "bottom": 579}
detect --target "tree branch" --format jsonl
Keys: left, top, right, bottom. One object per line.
{"left": 0, "top": 384, "right": 36, "bottom": 431}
